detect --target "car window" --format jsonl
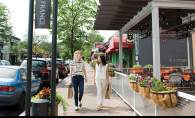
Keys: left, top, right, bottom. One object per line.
{"left": 56, "top": 60, "right": 62, "bottom": 65}
{"left": 1, "top": 60, "right": 10, "bottom": 65}
{"left": 23, "top": 69, "right": 36, "bottom": 80}
{"left": 0, "top": 68, "right": 17, "bottom": 79}
{"left": 20, "top": 69, "right": 27, "bottom": 81}
{"left": 21, "top": 60, "right": 46, "bottom": 69}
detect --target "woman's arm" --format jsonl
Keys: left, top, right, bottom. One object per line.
{"left": 94, "top": 65, "right": 96, "bottom": 85}
{"left": 106, "top": 65, "right": 110, "bottom": 85}
{"left": 69, "top": 67, "right": 73, "bottom": 85}
{"left": 83, "top": 64, "right": 88, "bottom": 83}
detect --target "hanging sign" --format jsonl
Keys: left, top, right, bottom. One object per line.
{"left": 35, "top": 0, "right": 51, "bottom": 29}
{"left": 127, "top": 33, "right": 134, "bottom": 44}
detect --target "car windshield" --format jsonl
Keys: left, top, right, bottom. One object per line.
{"left": 0, "top": 68, "right": 17, "bottom": 79}
{"left": 56, "top": 60, "right": 62, "bottom": 65}
{"left": 21, "top": 60, "right": 46, "bottom": 69}
{"left": 1, "top": 60, "right": 10, "bottom": 65}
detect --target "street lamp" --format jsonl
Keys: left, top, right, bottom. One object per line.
{"left": 75, "top": 35, "right": 89, "bottom": 43}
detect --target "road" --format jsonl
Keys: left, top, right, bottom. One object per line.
{"left": 0, "top": 77, "right": 66, "bottom": 116}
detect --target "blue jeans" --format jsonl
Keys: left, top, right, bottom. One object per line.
{"left": 72, "top": 75, "right": 84, "bottom": 107}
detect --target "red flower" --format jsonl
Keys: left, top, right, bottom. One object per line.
{"left": 167, "top": 84, "right": 170, "bottom": 87}
{"left": 170, "top": 84, "right": 174, "bottom": 87}
{"left": 43, "top": 87, "right": 47, "bottom": 90}
{"left": 143, "top": 74, "right": 147, "bottom": 77}
{"left": 38, "top": 94, "right": 40, "bottom": 99}
{"left": 163, "top": 86, "right": 167, "bottom": 89}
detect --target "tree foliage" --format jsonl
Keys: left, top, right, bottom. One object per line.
{"left": 0, "top": 2, "right": 13, "bottom": 42}
{"left": 51, "top": 0, "right": 98, "bottom": 59}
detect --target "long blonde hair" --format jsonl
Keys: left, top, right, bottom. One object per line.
{"left": 74, "top": 50, "right": 83, "bottom": 62}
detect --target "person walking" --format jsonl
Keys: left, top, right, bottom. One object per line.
{"left": 94, "top": 55, "right": 110, "bottom": 111}
{"left": 69, "top": 50, "right": 88, "bottom": 111}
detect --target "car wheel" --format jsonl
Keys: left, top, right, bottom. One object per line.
{"left": 14, "top": 92, "right": 25, "bottom": 110}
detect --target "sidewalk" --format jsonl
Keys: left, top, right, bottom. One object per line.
{"left": 57, "top": 62, "right": 134, "bottom": 116}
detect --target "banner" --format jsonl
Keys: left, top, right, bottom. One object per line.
{"left": 35, "top": 0, "right": 51, "bottom": 29}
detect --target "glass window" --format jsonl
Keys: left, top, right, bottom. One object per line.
{"left": 20, "top": 69, "right": 27, "bottom": 81}
{"left": 21, "top": 60, "right": 46, "bottom": 69}
{"left": 0, "top": 68, "right": 17, "bottom": 79}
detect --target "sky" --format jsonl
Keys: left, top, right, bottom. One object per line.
{"left": 0, "top": 0, "right": 117, "bottom": 42}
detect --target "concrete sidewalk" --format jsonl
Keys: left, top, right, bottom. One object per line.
{"left": 57, "top": 62, "right": 134, "bottom": 116}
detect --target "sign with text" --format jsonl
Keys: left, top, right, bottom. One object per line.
{"left": 35, "top": 0, "right": 51, "bottom": 29}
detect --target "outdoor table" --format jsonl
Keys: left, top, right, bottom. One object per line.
{"left": 164, "top": 73, "right": 191, "bottom": 81}
{"left": 132, "top": 70, "right": 144, "bottom": 74}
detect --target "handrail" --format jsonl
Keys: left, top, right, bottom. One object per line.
{"left": 114, "top": 71, "right": 195, "bottom": 102}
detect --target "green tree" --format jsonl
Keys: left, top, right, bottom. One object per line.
{"left": 38, "top": 41, "right": 52, "bottom": 57}
{"left": 51, "top": 0, "right": 98, "bottom": 59}
{"left": 7, "top": 43, "right": 24, "bottom": 61}
{"left": 0, "top": 2, "right": 13, "bottom": 42}
{"left": 81, "top": 30, "right": 105, "bottom": 61}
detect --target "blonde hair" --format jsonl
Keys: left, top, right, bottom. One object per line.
{"left": 74, "top": 50, "right": 83, "bottom": 61}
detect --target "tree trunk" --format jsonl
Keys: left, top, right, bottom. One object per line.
{"left": 71, "top": 43, "right": 74, "bottom": 60}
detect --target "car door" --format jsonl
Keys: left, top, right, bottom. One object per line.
{"left": 23, "top": 69, "right": 38, "bottom": 95}
{"left": 20, "top": 69, "right": 27, "bottom": 92}
{"left": 31, "top": 72, "right": 41, "bottom": 94}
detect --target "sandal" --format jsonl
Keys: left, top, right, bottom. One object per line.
{"left": 97, "top": 106, "right": 101, "bottom": 111}
{"left": 100, "top": 104, "right": 103, "bottom": 108}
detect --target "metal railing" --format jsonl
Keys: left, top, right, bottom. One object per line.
{"left": 110, "top": 71, "right": 195, "bottom": 116}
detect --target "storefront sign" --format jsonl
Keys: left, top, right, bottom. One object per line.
{"left": 127, "top": 34, "right": 134, "bottom": 44}
{"left": 35, "top": 0, "right": 51, "bottom": 29}
{"left": 95, "top": 44, "right": 105, "bottom": 48}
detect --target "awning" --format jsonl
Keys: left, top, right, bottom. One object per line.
{"left": 106, "top": 47, "right": 119, "bottom": 54}
{"left": 109, "top": 37, "right": 134, "bottom": 49}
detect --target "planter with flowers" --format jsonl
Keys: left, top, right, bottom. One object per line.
{"left": 149, "top": 78, "right": 178, "bottom": 108}
{"left": 108, "top": 67, "right": 114, "bottom": 77}
{"left": 137, "top": 75, "right": 151, "bottom": 99}
{"left": 128, "top": 73, "right": 141, "bottom": 92}
{"left": 31, "top": 87, "right": 70, "bottom": 116}
{"left": 133, "top": 65, "right": 142, "bottom": 68}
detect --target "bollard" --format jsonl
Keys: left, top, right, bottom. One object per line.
{"left": 31, "top": 99, "right": 49, "bottom": 116}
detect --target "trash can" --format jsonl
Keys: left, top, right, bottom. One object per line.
{"left": 31, "top": 99, "right": 49, "bottom": 116}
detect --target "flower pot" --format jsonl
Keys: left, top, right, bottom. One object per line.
{"left": 129, "top": 81, "right": 139, "bottom": 92}
{"left": 49, "top": 102, "right": 59, "bottom": 116}
{"left": 139, "top": 85, "right": 151, "bottom": 99}
{"left": 150, "top": 89, "right": 178, "bottom": 108}
{"left": 108, "top": 71, "right": 114, "bottom": 77}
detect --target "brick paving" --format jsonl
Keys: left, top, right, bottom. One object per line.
{"left": 57, "top": 62, "right": 134, "bottom": 116}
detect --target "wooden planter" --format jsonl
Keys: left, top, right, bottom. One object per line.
{"left": 150, "top": 89, "right": 178, "bottom": 108}
{"left": 129, "top": 81, "right": 139, "bottom": 92}
{"left": 108, "top": 71, "right": 114, "bottom": 77}
{"left": 49, "top": 102, "right": 59, "bottom": 116}
{"left": 139, "top": 85, "right": 151, "bottom": 99}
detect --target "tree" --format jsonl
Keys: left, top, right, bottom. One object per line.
{"left": 38, "top": 41, "right": 52, "bottom": 57}
{"left": 51, "top": 0, "right": 98, "bottom": 59}
{"left": 0, "top": 2, "right": 13, "bottom": 42}
{"left": 81, "top": 30, "right": 105, "bottom": 61}
{"left": 7, "top": 43, "right": 24, "bottom": 62}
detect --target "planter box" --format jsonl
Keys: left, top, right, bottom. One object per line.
{"left": 129, "top": 81, "right": 139, "bottom": 92}
{"left": 150, "top": 89, "right": 178, "bottom": 108}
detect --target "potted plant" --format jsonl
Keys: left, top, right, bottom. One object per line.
{"left": 31, "top": 87, "right": 70, "bottom": 116}
{"left": 123, "top": 59, "right": 127, "bottom": 68}
{"left": 137, "top": 75, "right": 151, "bottom": 99}
{"left": 128, "top": 73, "right": 141, "bottom": 92}
{"left": 108, "top": 67, "right": 114, "bottom": 77}
{"left": 133, "top": 65, "right": 142, "bottom": 68}
{"left": 149, "top": 78, "right": 178, "bottom": 108}
{"left": 144, "top": 64, "right": 153, "bottom": 68}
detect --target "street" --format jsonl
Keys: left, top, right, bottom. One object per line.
{"left": 0, "top": 77, "right": 66, "bottom": 116}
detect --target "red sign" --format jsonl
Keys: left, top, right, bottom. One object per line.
{"left": 95, "top": 44, "right": 105, "bottom": 48}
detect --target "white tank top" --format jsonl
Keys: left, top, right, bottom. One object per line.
{"left": 95, "top": 64, "right": 108, "bottom": 80}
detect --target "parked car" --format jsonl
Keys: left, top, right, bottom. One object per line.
{"left": 0, "top": 66, "right": 42, "bottom": 109}
{"left": 56, "top": 59, "right": 68, "bottom": 78}
{"left": 20, "top": 58, "right": 59, "bottom": 87}
{"left": 0, "top": 60, "right": 11, "bottom": 65}
{"left": 66, "top": 59, "right": 72, "bottom": 73}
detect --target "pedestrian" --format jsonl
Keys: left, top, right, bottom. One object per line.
{"left": 69, "top": 50, "right": 88, "bottom": 111}
{"left": 94, "top": 55, "right": 110, "bottom": 111}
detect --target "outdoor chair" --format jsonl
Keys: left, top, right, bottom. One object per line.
{"left": 161, "top": 68, "right": 171, "bottom": 82}
{"left": 183, "top": 69, "right": 195, "bottom": 89}
{"left": 143, "top": 68, "right": 152, "bottom": 77}
{"left": 167, "top": 73, "right": 184, "bottom": 87}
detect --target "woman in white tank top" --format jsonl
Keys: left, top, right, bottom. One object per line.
{"left": 94, "top": 55, "right": 110, "bottom": 111}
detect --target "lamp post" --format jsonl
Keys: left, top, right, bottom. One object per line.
{"left": 75, "top": 35, "right": 89, "bottom": 43}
